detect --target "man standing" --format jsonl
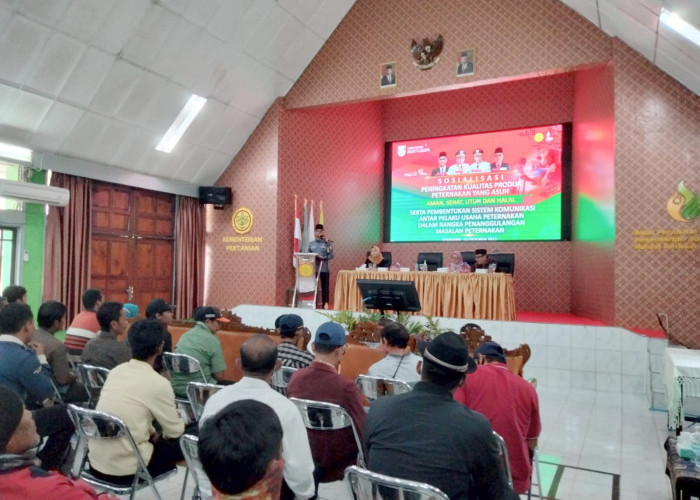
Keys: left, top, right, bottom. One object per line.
{"left": 430, "top": 151, "right": 449, "bottom": 176}
{"left": 65, "top": 289, "right": 103, "bottom": 354}
{"left": 276, "top": 314, "right": 314, "bottom": 369}
{"left": 367, "top": 322, "right": 421, "bottom": 384}
{"left": 471, "top": 248, "right": 498, "bottom": 272}
{"left": 468, "top": 148, "right": 492, "bottom": 173}
{"left": 364, "top": 332, "right": 516, "bottom": 499}
{"left": 491, "top": 147, "right": 510, "bottom": 171}
{"left": 287, "top": 322, "right": 366, "bottom": 484}
{"left": 201, "top": 334, "right": 315, "bottom": 500}
{"left": 172, "top": 306, "right": 229, "bottom": 396}
{"left": 89, "top": 319, "right": 184, "bottom": 484}
{"left": 145, "top": 298, "right": 174, "bottom": 373}
{"left": 380, "top": 65, "right": 395, "bottom": 86}
{"left": 307, "top": 224, "right": 334, "bottom": 309}
{"left": 447, "top": 149, "right": 468, "bottom": 174}
{"left": 81, "top": 302, "right": 132, "bottom": 370}
{"left": 454, "top": 341, "right": 541, "bottom": 494}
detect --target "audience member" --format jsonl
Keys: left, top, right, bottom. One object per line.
{"left": 200, "top": 399, "right": 285, "bottom": 500}
{"left": 471, "top": 248, "right": 498, "bottom": 272}
{"left": 81, "top": 302, "right": 132, "bottom": 370}
{"left": 2, "top": 285, "right": 27, "bottom": 304}
{"left": 367, "top": 322, "right": 421, "bottom": 384}
{"left": 364, "top": 244, "right": 390, "bottom": 268}
{"left": 31, "top": 300, "right": 85, "bottom": 402}
{"left": 276, "top": 314, "right": 314, "bottom": 369}
{"left": 0, "top": 384, "right": 115, "bottom": 499}
{"left": 0, "top": 303, "right": 74, "bottom": 470}
{"left": 364, "top": 332, "right": 516, "bottom": 499}
{"left": 89, "top": 319, "right": 184, "bottom": 484}
{"left": 287, "top": 321, "right": 366, "bottom": 483}
{"left": 65, "top": 289, "right": 103, "bottom": 354}
{"left": 201, "top": 334, "right": 315, "bottom": 499}
{"left": 145, "top": 298, "right": 174, "bottom": 374}
{"left": 0, "top": 296, "right": 8, "bottom": 311}
{"left": 454, "top": 341, "right": 541, "bottom": 493}
{"left": 172, "top": 306, "right": 230, "bottom": 397}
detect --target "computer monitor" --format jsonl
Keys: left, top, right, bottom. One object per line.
{"left": 356, "top": 279, "right": 421, "bottom": 313}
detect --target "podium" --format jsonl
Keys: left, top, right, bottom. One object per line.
{"left": 293, "top": 252, "right": 320, "bottom": 308}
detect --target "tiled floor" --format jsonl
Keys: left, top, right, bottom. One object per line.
{"left": 112, "top": 386, "right": 674, "bottom": 500}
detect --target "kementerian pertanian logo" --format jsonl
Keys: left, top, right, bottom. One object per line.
{"left": 667, "top": 181, "right": 699, "bottom": 222}
{"left": 232, "top": 207, "right": 254, "bottom": 234}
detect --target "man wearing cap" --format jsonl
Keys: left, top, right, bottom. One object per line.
{"left": 307, "top": 224, "right": 334, "bottom": 309}
{"left": 367, "top": 322, "right": 421, "bottom": 384}
{"left": 447, "top": 149, "right": 468, "bottom": 174}
{"left": 145, "top": 298, "right": 174, "bottom": 373}
{"left": 277, "top": 314, "right": 314, "bottom": 369}
{"left": 0, "top": 384, "right": 115, "bottom": 499}
{"left": 471, "top": 248, "right": 499, "bottom": 272}
{"left": 491, "top": 147, "right": 510, "bottom": 171}
{"left": 364, "top": 332, "right": 516, "bottom": 499}
{"left": 172, "top": 306, "right": 230, "bottom": 397}
{"left": 287, "top": 322, "right": 366, "bottom": 484}
{"left": 454, "top": 341, "right": 541, "bottom": 494}
{"left": 201, "top": 334, "right": 315, "bottom": 500}
{"left": 431, "top": 151, "right": 449, "bottom": 176}
{"left": 468, "top": 148, "right": 492, "bottom": 173}
{"left": 82, "top": 301, "right": 132, "bottom": 370}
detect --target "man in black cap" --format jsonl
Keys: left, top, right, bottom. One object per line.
{"left": 471, "top": 248, "right": 498, "bottom": 272}
{"left": 491, "top": 147, "right": 510, "bottom": 171}
{"left": 431, "top": 151, "right": 449, "bottom": 176}
{"left": 277, "top": 314, "right": 314, "bottom": 369}
{"left": 447, "top": 149, "right": 468, "bottom": 174}
{"left": 364, "top": 332, "right": 516, "bottom": 499}
{"left": 0, "top": 384, "right": 112, "bottom": 499}
{"left": 454, "top": 341, "right": 541, "bottom": 494}
{"left": 469, "top": 148, "right": 492, "bottom": 173}
{"left": 145, "top": 298, "right": 174, "bottom": 373}
{"left": 307, "top": 224, "right": 334, "bottom": 309}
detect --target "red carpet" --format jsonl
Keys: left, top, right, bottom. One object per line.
{"left": 516, "top": 312, "right": 666, "bottom": 339}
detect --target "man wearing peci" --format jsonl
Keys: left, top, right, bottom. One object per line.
{"left": 491, "top": 147, "right": 510, "bottom": 171}
{"left": 307, "top": 224, "right": 334, "bottom": 309}
{"left": 457, "top": 51, "right": 474, "bottom": 75}
{"left": 431, "top": 151, "right": 449, "bottom": 176}
{"left": 468, "top": 148, "right": 491, "bottom": 173}
{"left": 447, "top": 149, "right": 468, "bottom": 174}
{"left": 380, "top": 65, "right": 395, "bottom": 86}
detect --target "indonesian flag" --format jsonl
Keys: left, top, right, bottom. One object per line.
{"left": 293, "top": 196, "right": 301, "bottom": 267}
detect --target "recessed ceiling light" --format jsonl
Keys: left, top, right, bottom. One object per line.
{"left": 0, "top": 141, "right": 32, "bottom": 163}
{"left": 155, "top": 94, "right": 207, "bottom": 153}
{"left": 660, "top": 8, "right": 700, "bottom": 48}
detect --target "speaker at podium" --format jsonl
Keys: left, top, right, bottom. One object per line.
{"left": 293, "top": 253, "right": 320, "bottom": 308}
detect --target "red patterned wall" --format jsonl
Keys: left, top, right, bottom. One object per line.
{"left": 612, "top": 41, "right": 700, "bottom": 343}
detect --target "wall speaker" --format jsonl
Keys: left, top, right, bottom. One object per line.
{"left": 198, "top": 186, "right": 232, "bottom": 206}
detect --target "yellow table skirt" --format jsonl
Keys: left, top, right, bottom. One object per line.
{"left": 333, "top": 270, "right": 516, "bottom": 321}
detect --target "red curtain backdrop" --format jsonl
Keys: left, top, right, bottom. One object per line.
{"left": 43, "top": 173, "right": 92, "bottom": 320}
{"left": 174, "top": 196, "right": 204, "bottom": 319}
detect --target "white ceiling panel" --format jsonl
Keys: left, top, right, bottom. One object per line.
{"left": 602, "top": 0, "right": 659, "bottom": 30}
{"left": 307, "top": 0, "right": 355, "bottom": 39}
{"left": 182, "top": 99, "right": 227, "bottom": 147}
{"left": 659, "top": 22, "right": 700, "bottom": 66}
{"left": 3, "top": 91, "right": 52, "bottom": 132}
{"left": 245, "top": 4, "right": 292, "bottom": 58}
{"left": 259, "top": 15, "right": 306, "bottom": 68}
{"left": 88, "top": 60, "right": 143, "bottom": 117}
{"left": 0, "top": 15, "right": 50, "bottom": 84}
{"left": 216, "top": 112, "right": 260, "bottom": 155}
{"left": 559, "top": 0, "right": 600, "bottom": 27}
{"left": 169, "top": 144, "right": 214, "bottom": 182}
{"left": 656, "top": 37, "right": 700, "bottom": 96}
{"left": 14, "top": 0, "right": 71, "bottom": 27}
{"left": 58, "top": 47, "right": 113, "bottom": 107}
{"left": 276, "top": 28, "right": 326, "bottom": 81}
{"left": 111, "top": 129, "right": 157, "bottom": 169}
{"left": 31, "top": 101, "right": 84, "bottom": 151}
{"left": 182, "top": 0, "right": 222, "bottom": 28}
{"left": 58, "top": 0, "right": 116, "bottom": 43}
{"left": 600, "top": 4, "right": 657, "bottom": 60}
{"left": 57, "top": 111, "right": 110, "bottom": 159}
{"left": 121, "top": 4, "right": 178, "bottom": 68}
{"left": 24, "top": 32, "right": 86, "bottom": 97}
{"left": 0, "top": 4, "right": 14, "bottom": 34}
{"left": 92, "top": 0, "right": 150, "bottom": 55}
{"left": 205, "top": 0, "right": 255, "bottom": 42}
{"left": 278, "top": 0, "right": 324, "bottom": 23}
{"left": 89, "top": 119, "right": 136, "bottom": 163}
{"left": 115, "top": 72, "right": 167, "bottom": 125}
{"left": 141, "top": 81, "right": 190, "bottom": 134}
{"left": 0, "top": 84, "right": 20, "bottom": 121}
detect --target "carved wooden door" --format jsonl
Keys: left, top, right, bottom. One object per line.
{"left": 90, "top": 182, "right": 175, "bottom": 315}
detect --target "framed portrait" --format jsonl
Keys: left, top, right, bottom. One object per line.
{"left": 380, "top": 62, "right": 397, "bottom": 88}
{"left": 456, "top": 49, "right": 475, "bottom": 77}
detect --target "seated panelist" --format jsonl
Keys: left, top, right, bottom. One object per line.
{"left": 364, "top": 244, "right": 390, "bottom": 269}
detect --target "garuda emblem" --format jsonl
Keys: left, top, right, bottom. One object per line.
{"left": 411, "top": 35, "right": 443, "bottom": 70}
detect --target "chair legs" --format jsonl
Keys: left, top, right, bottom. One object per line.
{"left": 527, "top": 448, "right": 543, "bottom": 499}
{"left": 180, "top": 468, "right": 189, "bottom": 500}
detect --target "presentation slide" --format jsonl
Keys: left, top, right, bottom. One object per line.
{"left": 387, "top": 124, "right": 567, "bottom": 242}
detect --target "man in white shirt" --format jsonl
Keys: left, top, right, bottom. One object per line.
{"left": 201, "top": 334, "right": 316, "bottom": 500}
{"left": 368, "top": 322, "right": 421, "bottom": 384}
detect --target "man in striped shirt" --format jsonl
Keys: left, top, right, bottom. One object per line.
{"left": 276, "top": 314, "right": 313, "bottom": 369}
{"left": 64, "top": 289, "right": 102, "bottom": 355}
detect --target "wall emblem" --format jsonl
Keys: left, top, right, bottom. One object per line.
{"left": 411, "top": 35, "right": 443, "bottom": 70}
{"left": 667, "top": 181, "right": 699, "bottom": 222}
{"left": 232, "top": 207, "right": 254, "bottom": 234}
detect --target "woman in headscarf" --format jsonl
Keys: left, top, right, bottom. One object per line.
{"left": 364, "top": 244, "right": 390, "bottom": 268}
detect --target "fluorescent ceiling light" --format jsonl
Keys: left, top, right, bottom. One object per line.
{"left": 660, "top": 8, "right": 700, "bottom": 48}
{"left": 0, "top": 142, "right": 32, "bottom": 163}
{"left": 155, "top": 94, "right": 207, "bottom": 153}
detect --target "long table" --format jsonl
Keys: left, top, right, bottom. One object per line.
{"left": 664, "top": 347, "right": 700, "bottom": 431}
{"left": 333, "top": 270, "right": 516, "bottom": 320}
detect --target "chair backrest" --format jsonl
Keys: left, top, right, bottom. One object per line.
{"left": 416, "top": 252, "right": 443, "bottom": 271}
{"left": 270, "top": 366, "right": 297, "bottom": 396}
{"left": 289, "top": 397, "right": 365, "bottom": 467}
{"left": 344, "top": 465, "right": 450, "bottom": 500}
{"left": 186, "top": 382, "right": 223, "bottom": 421}
{"left": 492, "top": 430, "right": 513, "bottom": 489}
{"left": 491, "top": 252, "right": 515, "bottom": 276}
{"left": 77, "top": 364, "right": 111, "bottom": 408}
{"left": 179, "top": 434, "right": 213, "bottom": 500}
{"left": 162, "top": 352, "right": 207, "bottom": 382}
{"left": 355, "top": 374, "right": 412, "bottom": 403}
{"left": 504, "top": 343, "right": 531, "bottom": 377}
{"left": 460, "top": 251, "right": 476, "bottom": 266}
{"left": 459, "top": 327, "right": 492, "bottom": 356}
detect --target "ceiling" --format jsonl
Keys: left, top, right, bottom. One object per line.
{"left": 0, "top": 0, "right": 698, "bottom": 196}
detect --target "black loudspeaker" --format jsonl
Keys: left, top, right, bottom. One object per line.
{"left": 198, "top": 186, "right": 232, "bottom": 206}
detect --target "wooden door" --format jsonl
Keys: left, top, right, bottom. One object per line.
{"left": 90, "top": 183, "right": 175, "bottom": 315}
